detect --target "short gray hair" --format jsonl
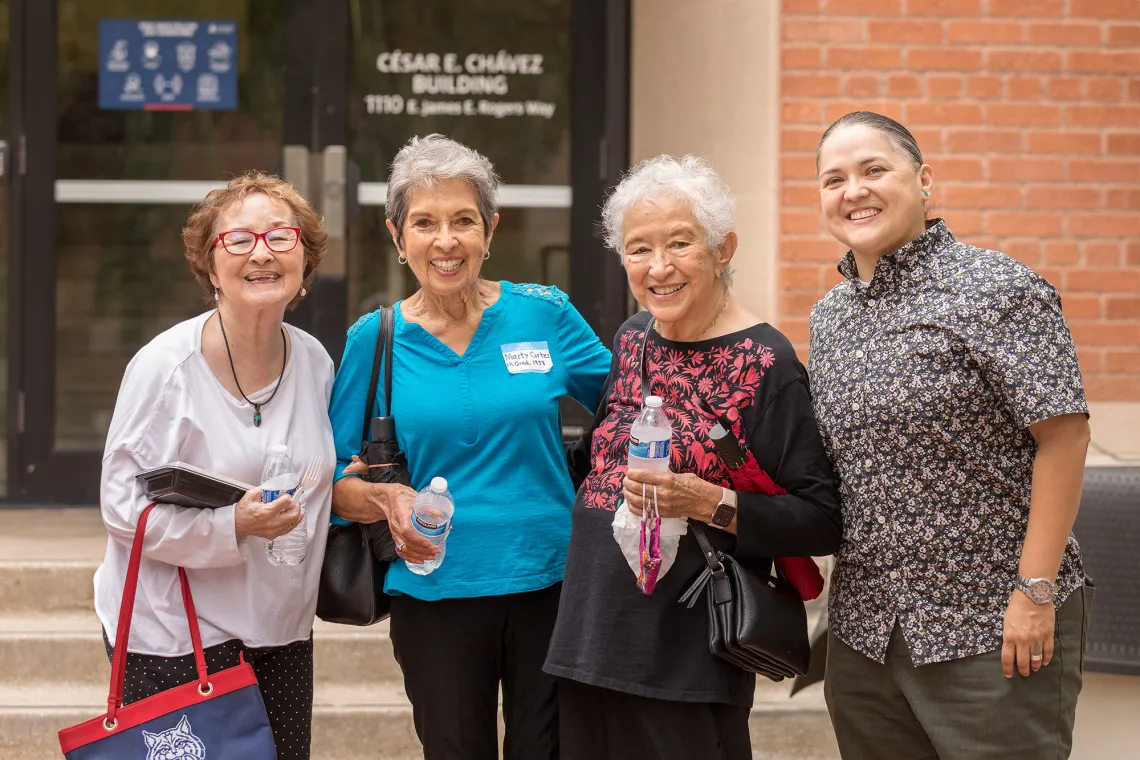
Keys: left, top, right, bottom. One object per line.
{"left": 602, "top": 154, "right": 736, "bottom": 263}
{"left": 386, "top": 134, "right": 500, "bottom": 244}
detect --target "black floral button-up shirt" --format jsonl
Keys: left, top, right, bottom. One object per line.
{"left": 808, "top": 219, "right": 1088, "bottom": 666}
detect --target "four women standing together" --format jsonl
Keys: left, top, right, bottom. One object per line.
{"left": 95, "top": 117, "right": 1093, "bottom": 760}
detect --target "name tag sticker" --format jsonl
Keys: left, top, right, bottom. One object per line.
{"left": 501, "top": 341, "right": 554, "bottom": 374}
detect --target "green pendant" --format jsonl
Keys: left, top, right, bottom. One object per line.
{"left": 253, "top": 407, "right": 262, "bottom": 427}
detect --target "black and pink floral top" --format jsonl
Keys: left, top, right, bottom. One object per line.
{"left": 544, "top": 311, "right": 841, "bottom": 706}
{"left": 809, "top": 219, "right": 1088, "bottom": 666}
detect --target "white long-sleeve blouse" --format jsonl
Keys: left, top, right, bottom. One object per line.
{"left": 94, "top": 310, "right": 335, "bottom": 656}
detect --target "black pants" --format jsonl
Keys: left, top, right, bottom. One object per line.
{"left": 103, "top": 630, "right": 313, "bottom": 760}
{"left": 388, "top": 583, "right": 561, "bottom": 760}
{"left": 558, "top": 677, "right": 752, "bottom": 760}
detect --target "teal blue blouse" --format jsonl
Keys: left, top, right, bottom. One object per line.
{"left": 329, "top": 282, "right": 611, "bottom": 601}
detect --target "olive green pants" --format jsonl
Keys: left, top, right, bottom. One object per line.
{"left": 824, "top": 584, "right": 1094, "bottom": 760}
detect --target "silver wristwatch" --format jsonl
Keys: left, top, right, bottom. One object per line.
{"left": 1014, "top": 575, "right": 1058, "bottom": 605}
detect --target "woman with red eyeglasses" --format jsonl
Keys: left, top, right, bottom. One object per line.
{"left": 94, "top": 170, "right": 335, "bottom": 760}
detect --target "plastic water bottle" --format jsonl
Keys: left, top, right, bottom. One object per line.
{"left": 262, "top": 444, "right": 305, "bottom": 566}
{"left": 407, "top": 477, "right": 453, "bottom": 576}
{"left": 628, "top": 396, "right": 672, "bottom": 472}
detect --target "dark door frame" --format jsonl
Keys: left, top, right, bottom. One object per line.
{"left": 4, "top": 0, "right": 29, "bottom": 503}
{"left": 10, "top": 0, "right": 65, "bottom": 502}
{"left": 3, "top": 0, "right": 630, "bottom": 505}
{"left": 571, "top": 0, "right": 632, "bottom": 345}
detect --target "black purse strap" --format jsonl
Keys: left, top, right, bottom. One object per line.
{"left": 690, "top": 521, "right": 725, "bottom": 574}
{"left": 637, "top": 317, "right": 653, "bottom": 402}
{"left": 680, "top": 521, "right": 733, "bottom": 608}
{"left": 361, "top": 307, "right": 394, "bottom": 446}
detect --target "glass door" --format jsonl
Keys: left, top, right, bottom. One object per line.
{"left": 15, "top": 0, "right": 292, "bottom": 502}
{"left": 345, "top": 0, "right": 574, "bottom": 319}
{"left": 342, "top": 0, "right": 625, "bottom": 439}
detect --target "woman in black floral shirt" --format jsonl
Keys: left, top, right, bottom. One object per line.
{"left": 810, "top": 111, "right": 1094, "bottom": 760}
{"left": 544, "top": 155, "right": 842, "bottom": 760}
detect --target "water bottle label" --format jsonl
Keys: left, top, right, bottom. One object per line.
{"left": 262, "top": 484, "right": 299, "bottom": 503}
{"left": 413, "top": 512, "right": 449, "bottom": 536}
{"left": 629, "top": 437, "right": 669, "bottom": 459}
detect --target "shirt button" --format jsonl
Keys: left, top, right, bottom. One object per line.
{"left": 890, "top": 571, "right": 900, "bottom": 580}
{"left": 877, "top": 515, "right": 886, "bottom": 524}
{"left": 855, "top": 349, "right": 865, "bottom": 359}
{"left": 867, "top": 299, "right": 877, "bottom": 307}
{"left": 851, "top": 402, "right": 861, "bottom": 411}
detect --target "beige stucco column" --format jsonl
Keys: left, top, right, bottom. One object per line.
{"left": 628, "top": 0, "right": 782, "bottom": 325}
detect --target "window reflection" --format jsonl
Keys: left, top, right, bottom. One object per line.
{"left": 347, "top": 0, "right": 572, "bottom": 323}
{"left": 53, "top": 1, "right": 284, "bottom": 448}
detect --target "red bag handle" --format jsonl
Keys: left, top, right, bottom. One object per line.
{"left": 105, "top": 504, "right": 210, "bottom": 723}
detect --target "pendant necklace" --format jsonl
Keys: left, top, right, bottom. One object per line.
{"left": 696, "top": 291, "right": 731, "bottom": 340}
{"left": 217, "top": 311, "right": 287, "bottom": 428}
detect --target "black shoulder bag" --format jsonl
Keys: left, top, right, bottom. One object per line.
{"left": 635, "top": 319, "right": 810, "bottom": 681}
{"left": 316, "top": 306, "right": 407, "bottom": 626}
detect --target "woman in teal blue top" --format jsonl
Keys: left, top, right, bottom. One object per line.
{"left": 329, "top": 135, "right": 610, "bottom": 760}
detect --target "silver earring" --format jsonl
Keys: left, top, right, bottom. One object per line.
{"left": 214, "top": 289, "right": 219, "bottom": 301}
{"left": 300, "top": 287, "right": 307, "bottom": 297}
{"left": 922, "top": 190, "right": 931, "bottom": 198}
{"left": 483, "top": 250, "right": 491, "bottom": 261}
{"left": 398, "top": 254, "right": 408, "bottom": 265}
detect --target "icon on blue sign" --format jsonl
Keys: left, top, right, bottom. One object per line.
{"left": 176, "top": 41, "right": 197, "bottom": 72}
{"left": 142, "top": 40, "right": 162, "bottom": 69}
{"left": 121, "top": 73, "right": 144, "bottom": 102}
{"left": 208, "top": 41, "right": 233, "bottom": 73}
{"left": 107, "top": 40, "right": 130, "bottom": 72}
{"left": 197, "top": 74, "right": 221, "bottom": 103}
{"left": 99, "top": 19, "right": 237, "bottom": 111}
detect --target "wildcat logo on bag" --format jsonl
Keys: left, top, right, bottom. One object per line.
{"left": 143, "top": 715, "right": 206, "bottom": 759}
{"left": 58, "top": 504, "right": 276, "bottom": 760}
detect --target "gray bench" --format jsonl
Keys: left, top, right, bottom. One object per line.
{"left": 1074, "top": 466, "right": 1140, "bottom": 676}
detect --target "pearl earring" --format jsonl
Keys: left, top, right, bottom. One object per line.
{"left": 214, "top": 289, "right": 219, "bottom": 301}
{"left": 300, "top": 287, "right": 307, "bottom": 297}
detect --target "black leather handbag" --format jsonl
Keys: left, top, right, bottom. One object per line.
{"left": 679, "top": 522, "right": 811, "bottom": 681}
{"left": 316, "top": 306, "right": 406, "bottom": 626}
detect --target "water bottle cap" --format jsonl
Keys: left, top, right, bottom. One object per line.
{"left": 645, "top": 396, "right": 663, "bottom": 408}
{"left": 430, "top": 477, "right": 448, "bottom": 494}
{"left": 268, "top": 444, "right": 289, "bottom": 456}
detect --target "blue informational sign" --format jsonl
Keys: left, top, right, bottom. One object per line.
{"left": 98, "top": 19, "right": 238, "bottom": 111}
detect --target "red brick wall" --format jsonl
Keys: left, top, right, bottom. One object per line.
{"left": 779, "top": 0, "right": 1140, "bottom": 401}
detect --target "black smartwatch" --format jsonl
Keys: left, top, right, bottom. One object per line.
{"left": 710, "top": 487, "right": 738, "bottom": 529}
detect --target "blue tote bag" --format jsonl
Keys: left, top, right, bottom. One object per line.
{"left": 58, "top": 504, "right": 277, "bottom": 759}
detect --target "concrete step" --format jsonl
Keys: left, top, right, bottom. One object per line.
{"left": 0, "top": 613, "right": 400, "bottom": 687}
{"left": 0, "top": 681, "right": 835, "bottom": 760}
{"left": 0, "top": 562, "right": 98, "bottom": 613}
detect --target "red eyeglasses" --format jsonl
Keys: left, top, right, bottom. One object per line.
{"left": 215, "top": 227, "right": 301, "bottom": 255}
